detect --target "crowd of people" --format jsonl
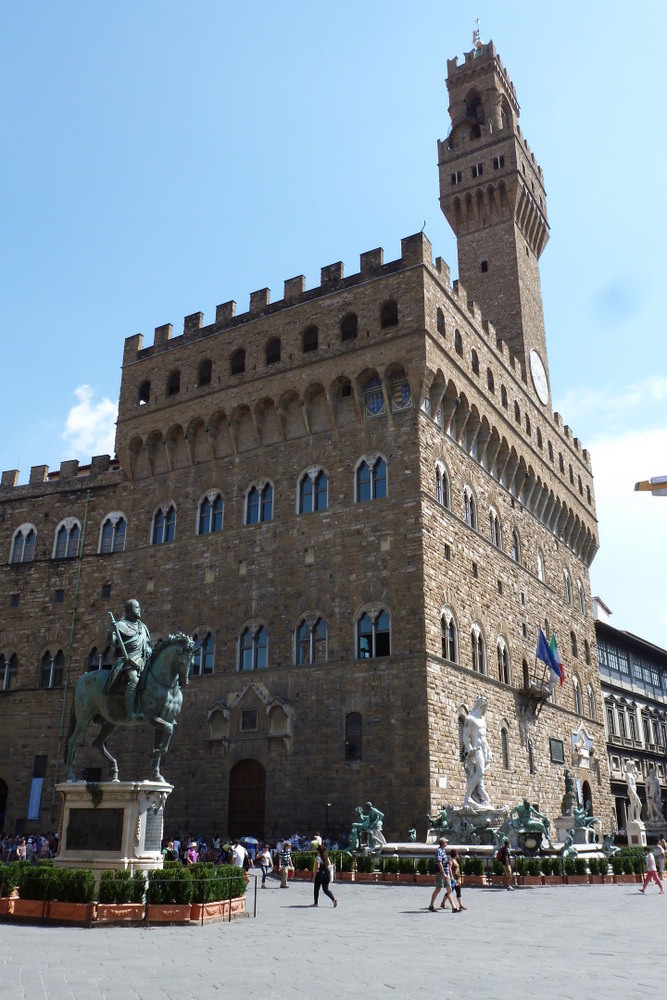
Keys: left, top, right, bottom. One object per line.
{"left": 1, "top": 832, "right": 58, "bottom": 862}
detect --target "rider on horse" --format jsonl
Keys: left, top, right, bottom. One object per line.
{"left": 105, "top": 599, "right": 152, "bottom": 722}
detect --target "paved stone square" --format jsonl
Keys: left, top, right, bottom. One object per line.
{"left": 1, "top": 879, "right": 664, "bottom": 1000}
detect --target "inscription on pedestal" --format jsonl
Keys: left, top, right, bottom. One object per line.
{"left": 66, "top": 808, "right": 124, "bottom": 852}
{"left": 144, "top": 808, "right": 164, "bottom": 852}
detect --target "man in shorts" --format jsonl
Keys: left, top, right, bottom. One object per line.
{"left": 428, "top": 837, "right": 457, "bottom": 911}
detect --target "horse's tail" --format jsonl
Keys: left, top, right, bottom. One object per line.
{"left": 63, "top": 703, "right": 77, "bottom": 763}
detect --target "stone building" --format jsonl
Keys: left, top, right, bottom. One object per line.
{"left": 0, "top": 41, "right": 611, "bottom": 841}
{"left": 594, "top": 598, "right": 667, "bottom": 833}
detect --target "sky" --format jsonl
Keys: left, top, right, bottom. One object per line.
{"left": 2, "top": 1, "right": 666, "bottom": 647}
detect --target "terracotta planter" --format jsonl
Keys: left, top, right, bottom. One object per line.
{"left": 612, "top": 874, "right": 636, "bottom": 884}
{"left": 521, "top": 876, "right": 542, "bottom": 886}
{"left": 293, "top": 870, "right": 311, "bottom": 881}
{"left": 11, "top": 898, "right": 47, "bottom": 919}
{"left": 354, "top": 872, "right": 377, "bottom": 883}
{"left": 190, "top": 901, "right": 225, "bottom": 922}
{"left": 414, "top": 874, "right": 432, "bottom": 885}
{"left": 147, "top": 903, "right": 192, "bottom": 923}
{"left": 565, "top": 875, "right": 589, "bottom": 885}
{"left": 396, "top": 874, "right": 415, "bottom": 884}
{"left": 463, "top": 875, "right": 487, "bottom": 887}
{"left": 96, "top": 903, "right": 145, "bottom": 922}
{"left": 224, "top": 896, "right": 246, "bottom": 918}
{"left": 382, "top": 873, "right": 399, "bottom": 882}
{"left": 47, "top": 901, "right": 96, "bottom": 923}
{"left": 0, "top": 897, "right": 14, "bottom": 916}
{"left": 541, "top": 876, "right": 564, "bottom": 885}
{"left": 588, "top": 875, "right": 605, "bottom": 884}
{"left": 336, "top": 872, "right": 354, "bottom": 882}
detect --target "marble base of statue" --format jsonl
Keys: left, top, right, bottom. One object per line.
{"left": 626, "top": 817, "right": 647, "bottom": 847}
{"left": 553, "top": 815, "right": 575, "bottom": 843}
{"left": 54, "top": 780, "right": 172, "bottom": 884}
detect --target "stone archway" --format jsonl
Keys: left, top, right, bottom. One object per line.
{"left": 228, "top": 760, "right": 266, "bottom": 839}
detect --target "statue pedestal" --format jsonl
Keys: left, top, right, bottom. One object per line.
{"left": 553, "top": 815, "right": 574, "bottom": 843}
{"left": 54, "top": 781, "right": 172, "bottom": 881}
{"left": 626, "top": 818, "right": 647, "bottom": 847}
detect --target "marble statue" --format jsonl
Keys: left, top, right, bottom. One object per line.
{"left": 65, "top": 601, "right": 195, "bottom": 782}
{"left": 625, "top": 760, "right": 643, "bottom": 823}
{"left": 408, "top": 828, "right": 417, "bottom": 842}
{"left": 646, "top": 766, "right": 665, "bottom": 823}
{"left": 509, "top": 799, "right": 553, "bottom": 848}
{"left": 561, "top": 769, "right": 575, "bottom": 816}
{"left": 462, "top": 696, "right": 492, "bottom": 810}
{"left": 350, "top": 802, "right": 386, "bottom": 850}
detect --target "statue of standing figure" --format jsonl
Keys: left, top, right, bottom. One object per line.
{"left": 646, "top": 765, "right": 665, "bottom": 823}
{"left": 625, "top": 760, "right": 643, "bottom": 823}
{"left": 462, "top": 696, "right": 492, "bottom": 810}
{"left": 349, "top": 802, "right": 386, "bottom": 850}
{"left": 561, "top": 768, "right": 575, "bottom": 816}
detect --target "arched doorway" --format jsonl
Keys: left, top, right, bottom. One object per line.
{"left": 582, "top": 780, "right": 593, "bottom": 814}
{"left": 228, "top": 760, "right": 266, "bottom": 838}
{"left": 0, "top": 778, "right": 8, "bottom": 829}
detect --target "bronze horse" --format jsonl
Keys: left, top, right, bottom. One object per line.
{"left": 65, "top": 633, "right": 194, "bottom": 783}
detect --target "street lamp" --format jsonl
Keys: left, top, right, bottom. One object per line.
{"left": 634, "top": 475, "right": 667, "bottom": 497}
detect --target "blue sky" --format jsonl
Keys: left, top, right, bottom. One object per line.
{"left": 2, "top": 2, "right": 666, "bottom": 646}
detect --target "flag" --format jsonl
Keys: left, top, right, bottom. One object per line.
{"left": 536, "top": 629, "right": 557, "bottom": 674}
{"left": 550, "top": 633, "right": 564, "bottom": 686}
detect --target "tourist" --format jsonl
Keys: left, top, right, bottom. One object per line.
{"left": 185, "top": 841, "right": 199, "bottom": 865}
{"left": 311, "top": 843, "right": 337, "bottom": 907}
{"left": 449, "top": 849, "right": 465, "bottom": 911}
{"left": 16, "top": 837, "right": 26, "bottom": 861}
{"left": 654, "top": 838, "right": 666, "bottom": 879}
{"left": 230, "top": 839, "right": 249, "bottom": 870}
{"left": 497, "top": 838, "right": 514, "bottom": 890}
{"left": 639, "top": 847, "right": 664, "bottom": 895}
{"left": 428, "top": 836, "right": 456, "bottom": 912}
{"left": 257, "top": 844, "right": 273, "bottom": 887}
{"left": 279, "top": 841, "right": 293, "bottom": 888}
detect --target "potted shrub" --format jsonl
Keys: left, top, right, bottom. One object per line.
{"left": 292, "top": 851, "right": 315, "bottom": 881}
{"left": 97, "top": 870, "right": 145, "bottom": 922}
{"left": 48, "top": 869, "right": 96, "bottom": 923}
{"left": 334, "top": 851, "right": 354, "bottom": 882}
{"left": 215, "top": 865, "right": 248, "bottom": 919}
{"left": 382, "top": 857, "right": 400, "bottom": 882}
{"left": 540, "top": 857, "right": 562, "bottom": 885}
{"left": 523, "top": 857, "right": 542, "bottom": 885}
{"left": 610, "top": 855, "right": 633, "bottom": 884}
{"left": 397, "top": 857, "right": 415, "bottom": 883}
{"left": 489, "top": 857, "right": 506, "bottom": 887}
{"left": 13, "top": 865, "right": 56, "bottom": 919}
{"left": 415, "top": 857, "right": 431, "bottom": 885}
{"left": 0, "top": 861, "right": 25, "bottom": 915}
{"left": 147, "top": 866, "right": 193, "bottom": 922}
{"left": 462, "top": 857, "right": 486, "bottom": 886}
{"left": 355, "top": 854, "right": 376, "bottom": 882}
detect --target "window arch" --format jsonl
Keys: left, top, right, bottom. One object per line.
{"left": 40, "top": 649, "right": 64, "bottom": 689}
{"left": 471, "top": 624, "right": 486, "bottom": 674}
{"left": 340, "top": 312, "right": 358, "bottom": 341}
{"left": 463, "top": 486, "right": 477, "bottom": 529}
{"left": 570, "top": 630, "right": 578, "bottom": 657}
{"left": 152, "top": 504, "right": 176, "bottom": 544}
{"left": 230, "top": 348, "right": 245, "bottom": 375}
{"left": 99, "top": 512, "right": 126, "bottom": 554}
{"left": 525, "top": 414, "right": 531, "bottom": 435}
{"left": 489, "top": 506, "right": 502, "bottom": 548}
{"left": 356, "top": 456, "right": 387, "bottom": 502}
{"left": 548, "top": 441, "right": 554, "bottom": 462}
{"left": 198, "top": 492, "right": 224, "bottom": 535}
{"left": 380, "top": 299, "right": 398, "bottom": 328}
{"left": 302, "top": 325, "right": 318, "bottom": 353}
{"left": 563, "top": 570, "right": 573, "bottom": 605}
{"left": 577, "top": 579, "right": 586, "bottom": 616}
{"left": 514, "top": 401, "right": 521, "bottom": 424}
{"left": 197, "top": 359, "right": 212, "bottom": 387}
{"left": 192, "top": 630, "right": 215, "bottom": 676}
{"left": 487, "top": 368, "right": 495, "bottom": 393}
{"left": 0, "top": 653, "right": 18, "bottom": 691}
{"left": 572, "top": 675, "right": 584, "bottom": 716}
{"left": 265, "top": 337, "right": 281, "bottom": 364}
{"left": 501, "top": 726, "right": 510, "bottom": 770}
{"left": 10, "top": 524, "right": 36, "bottom": 564}
{"left": 497, "top": 638, "right": 510, "bottom": 685}
{"left": 246, "top": 482, "right": 273, "bottom": 524}
{"left": 436, "top": 308, "right": 445, "bottom": 335}
{"left": 441, "top": 609, "right": 458, "bottom": 662}
{"left": 587, "top": 684, "right": 596, "bottom": 721}
{"left": 435, "top": 463, "right": 450, "bottom": 507}
{"left": 295, "top": 616, "right": 328, "bottom": 665}
{"left": 454, "top": 330, "right": 463, "bottom": 355}
{"left": 537, "top": 427, "right": 543, "bottom": 449}
{"left": 238, "top": 625, "right": 269, "bottom": 671}
{"left": 298, "top": 469, "right": 328, "bottom": 514}
{"left": 345, "top": 712, "right": 362, "bottom": 761}
{"left": 500, "top": 385, "right": 508, "bottom": 409}
{"left": 537, "top": 549, "right": 545, "bottom": 583}
{"left": 559, "top": 453, "right": 565, "bottom": 474}
{"left": 88, "top": 646, "right": 113, "bottom": 671}
{"left": 53, "top": 518, "right": 81, "bottom": 559}
{"left": 363, "top": 375, "right": 385, "bottom": 418}
{"left": 138, "top": 380, "right": 151, "bottom": 405}
{"left": 357, "top": 608, "right": 391, "bottom": 658}
{"left": 511, "top": 529, "right": 521, "bottom": 563}
{"left": 389, "top": 368, "right": 412, "bottom": 412}
{"left": 166, "top": 370, "right": 181, "bottom": 396}
{"left": 584, "top": 640, "right": 591, "bottom": 665}
{"left": 471, "top": 350, "right": 480, "bottom": 376}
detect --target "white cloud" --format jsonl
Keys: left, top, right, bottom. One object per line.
{"left": 61, "top": 385, "right": 117, "bottom": 461}
{"left": 555, "top": 376, "right": 667, "bottom": 435}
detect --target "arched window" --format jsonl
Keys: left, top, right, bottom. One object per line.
{"left": 514, "top": 401, "right": 521, "bottom": 424}
{"left": 511, "top": 529, "right": 520, "bottom": 563}
{"left": 197, "top": 359, "right": 212, "bottom": 387}
{"left": 586, "top": 485, "right": 591, "bottom": 504}
{"left": 166, "top": 370, "right": 181, "bottom": 396}
{"left": 587, "top": 685, "right": 596, "bottom": 721}
{"left": 302, "top": 325, "right": 318, "bottom": 353}
{"left": 0, "top": 653, "right": 18, "bottom": 691}
{"left": 356, "top": 457, "right": 387, "bottom": 502}
{"left": 584, "top": 640, "right": 591, "bottom": 665}
{"left": 454, "top": 330, "right": 463, "bottom": 355}
{"left": 380, "top": 300, "right": 398, "bottom": 328}
{"left": 471, "top": 350, "right": 480, "bottom": 375}
{"left": 522, "top": 659, "right": 530, "bottom": 689}
{"left": 230, "top": 348, "right": 245, "bottom": 375}
{"left": 548, "top": 441, "right": 554, "bottom": 462}
{"left": 501, "top": 727, "right": 510, "bottom": 770}
{"left": 138, "top": 380, "right": 151, "bottom": 405}
{"left": 500, "top": 385, "right": 508, "bottom": 409}
{"left": 471, "top": 625, "right": 486, "bottom": 674}
{"left": 99, "top": 513, "right": 126, "bottom": 554}
{"left": 577, "top": 580, "right": 586, "bottom": 616}
{"left": 537, "top": 427, "right": 543, "bottom": 449}
{"left": 570, "top": 631, "right": 578, "bottom": 658}
{"left": 266, "top": 337, "right": 281, "bottom": 364}
{"left": 573, "top": 676, "right": 583, "bottom": 716}
{"left": 441, "top": 610, "right": 458, "bottom": 662}
{"left": 10, "top": 525, "right": 36, "bottom": 564}
{"left": 192, "top": 631, "right": 215, "bottom": 676}
{"left": 40, "top": 649, "right": 64, "bottom": 689}
{"left": 497, "top": 639, "right": 510, "bottom": 684}
{"left": 559, "top": 453, "right": 565, "bottom": 474}
{"left": 54, "top": 520, "right": 81, "bottom": 559}
{"left": 489, "top": 507, "right": 502, "bottom": 548}
{"left": 198, "top": 493, "right": 223, "bottom": 535}
{"left": 569, "top": 464, "right": 574, "bottom": 485}
{"left": 295, "top": 617, "right": 328, "bottom": 665}
{"left": 298, "top": 470, "right": 328, "bottom": 514}
{"left": 435, "top": 464, "right": 450, "bottom": 507}
{"left": 563, "top": 570, "right": 573, "bottom": 605}
{"left": 246, "top": 483, "right": 273, "bottom": 524}
{"left": 363, "top": 375, "right": 385, "bottom": 418}
{"left": 239, "top": 626, "right": 269, "bottom": 671}
{"left": 340, "top": 313, "right": 358, "bottom": 341}
{"left": 537, "top": 549, "right": 545, "bottom": 583}
{"left": 345, "top": 712, "right": 362, "bottom": 761}
{"left": 487, "top": 368, "right": 495, "bottom": 393}
{"left": 88, "top": 646, "right": 113, "bottom": 671}
{"left": 525, "top": 414, "right": 531, "bottom": 435}
{"left": 436, "top": 308, "right": 445, "bottom": 335}
{"left": 464, "top": 486, "right": 477, "bottom": 529}
{"left": 357, "top": 609, "right": 391, "bottom": 658}
{"left": 578, "top": 475, "right": 583, "bottom": 496}
{"left": 152, "top": 504, "right": 176, "bottom": 544}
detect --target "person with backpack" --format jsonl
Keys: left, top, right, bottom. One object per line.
{"left": 497, "top": 838, "right": 514, "bottom": 890}
{"left": 311, "top": 843, "right": 337, "bottom": 907}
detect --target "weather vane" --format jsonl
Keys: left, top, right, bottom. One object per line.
{"left": 473, "top": 19, "right": 483, "bottom": 50}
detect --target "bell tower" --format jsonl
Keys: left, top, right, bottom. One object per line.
{"left": 438, "top": 40, "right": 551, "bottom": 406}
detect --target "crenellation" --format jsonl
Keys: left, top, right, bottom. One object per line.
{"left": 321, "top": 262, "right": 344, "bottom": 286}
{"left": 154, "top": 323, "right": 173, "bottom": 348}
{"left": 360, "top": 247, "right": 384, "bottom": 274}
{"left": 434, "top": 256, "right": 450, "bottom": 285}
{"left": 249, "top": 288, "right": 271, "bottom": 313}
{"left": 283, "top": 276, "right": 306, "bottom": 301}
{"left": 58, "top": 460, "right": 79, "bottom": 479}
{"left": 122, "top": 333, "right": 143, "bottom": 362}
{"left": 29, "top": 464, "right": 48, "bottom": 485}
{"left": 183, "top": 311, "right": 204, "bottom": 335}
{"left": 1, "top": 470, "right": 19, "bottom": 488}
{"left": 400, "top": 232, "right": 432, "bottom": 266}
{"left": 91, "top": 454, "right": 112, "bottom": 474}
{"left": 215, "top": 300, "right": 236, "bottom": 324}
{"left": 553, "top": 412, "right": 562, "bottom": 427}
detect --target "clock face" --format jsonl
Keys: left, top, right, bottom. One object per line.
{"left": 529, "top": 349, "right": 549, "bottom": 405}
